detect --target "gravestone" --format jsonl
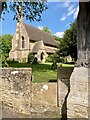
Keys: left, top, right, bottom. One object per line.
{"left": 67, "top": 2, "right": 90, "bottom": 119}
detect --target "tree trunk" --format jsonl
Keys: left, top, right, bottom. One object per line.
{"left": 76, "top": 1, "right": 90, "bottom": 67}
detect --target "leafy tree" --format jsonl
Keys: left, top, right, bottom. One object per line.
{"left": 42, "top": 27, "right": 62, "bottom": 43}
{"left": 28, "top": 53, "right": 35, "bottom": 63}
{"left": 42, "top": 26, "right": 51, "bottom": 34}
{"left": 0, "top": 1, "right": 48, "bottom": 22}
{"left": 0, "top": 34, "right": 13, "bottom": 66}
{"left": 53, "top": 35, "right": 62, "bottom": 42}
{"left": 57, "top": 20, "right": 77, "bottom": 61}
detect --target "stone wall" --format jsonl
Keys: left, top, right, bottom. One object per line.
{"left": 2, "top": 67, "right": 89, "bottom": 118}
{"left": 57, "top": 66, "right": 89, "bottom": 119}
{"left": 1, "top": 68, "right": 32, "bottom": 116}
{"left": 57, "top": 67, "right": 74, "bottom": 118}
{"left": 1, "top": 68, "right": 60, "bottom": 118}
{"left": 67, "top": 67, "right": 89, "bottom": 118}
{"left": 31, "top": 83, "right": 60, "bottom": 118}
{"left": 32, "top": 83, "right": 57, "bottom": 107}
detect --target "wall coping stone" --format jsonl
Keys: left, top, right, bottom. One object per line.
{"left": 0, "top": 67, "right": 32, "bottom": 70}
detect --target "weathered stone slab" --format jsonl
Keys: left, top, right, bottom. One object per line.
{"left": 32, "top": 83, "right": 57, "bottom": 108}
{"left": 57, "top": 67, "right": 74, "bottom": 118}
{"left": 67, "top": 67, "right": 89, "bottom": 119}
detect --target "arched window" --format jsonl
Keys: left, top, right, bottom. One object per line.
{"left": 22, "top": 36, "right": 25, "bottom": 48}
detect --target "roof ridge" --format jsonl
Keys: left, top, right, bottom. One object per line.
{"left": 23, "top": 22, "right": 57, "bottom": 47}
{"left": 24, "top": 22, "right": 54, "bottom": 38}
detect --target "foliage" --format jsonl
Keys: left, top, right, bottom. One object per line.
{"left": 42, "top": 26, "right": 51, "bottom": 34}
{"left": 45, "top": 55, "right": 53, "bottom": 62}
{"left": 57, "top": 20, "right": 77, "bottom": 61}
{"left": 1, "top": 34, "right": 13, "bottom": 66}
{"left": 28, "top": 53, "right": 35, "bottom": 63}
{"left": 1, "top": 1, "right": 48, "bottom": 22}
{"left": 32, "top": 57, "right": 38, "bottom": 64}
{"left": 53, "top": 35, "right": 62, "bottom": 42}
{"left": 7, "top": 62, "right": 74, "bottom": 82}
{"left": 0, "top": 2, "right": 8, "bottom": 19}
{"left": 46, "top": 54, "right": 60, "bottom": 69}
{"left": 7, "top": 59, "right": 19, "bottom": 64}
{"left": 45, "top": 54, "right": 60, "bottom": 63}
{"left": 28, "top": 53, "right": 38, "bottom": 64}
{"left": 52, "top": 53, "right": 61, "bottom": 63}
{"left": 46, "top": 54, "right": 61, "bottom": 63}
{"left": 8, "top": 62, "right": 57, "bottom": 83}
{"left": 51, "top": 62, "right": 57, "bottom": 70}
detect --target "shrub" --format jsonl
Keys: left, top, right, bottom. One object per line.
{"left": 32, "top": 57, "right": 38, "bottom": 64}
{"left": 28, "top": 53, "right": 35, "bottom": 63}
{"left": 7, "top": 59, "right": 18, "bottom": 64}
{"left": 21, "top": 58, "right": 27, "bottom": 63}
{"left": 51, "top": 62, "right": 57, "bottom": 70}
{"left": 60, "top": 56, "right": 65, "bottom": 63}
{"left": 45, "top": 55, "right": 53, "bottom": 62}
{"left": 1, "top": 54, "right": 9, "bottom": 67}
{"left": 2, "top": 54, "right": 5, "bottom": 64}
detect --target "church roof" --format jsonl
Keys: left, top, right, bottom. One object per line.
{"left": 31, "top": 41, "right": 45, "bottom": 53}
{"left": 24, "top": 23, "right": 57, "bottom": 47}
{"left": 46, "top": 47, "right": 57, "bottom": 53}
{"left": 31, "top": 40, "right": 56, "bottom": 54}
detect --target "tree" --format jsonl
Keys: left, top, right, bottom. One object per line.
{"left": 53, "top": 35, "right": 62, "bottom": 42}
{"left": 57, "top": 20, "right": 77, "bottom": 61}
{"left": 0, "top": 1, "right": 48, "bottom": 22}
{"left": 42, "top": 26, "right": 51, "bottom": 34}
{"left": 76, "top": 2, "right": 90, "bottom": 67}
{"left": 0, "top": 34, "right": 13, "bottom": 66}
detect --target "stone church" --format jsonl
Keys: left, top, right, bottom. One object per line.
{"left": 9, "top": 18, "right": 58, "bottom": 63}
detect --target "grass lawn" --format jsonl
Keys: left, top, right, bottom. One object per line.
{"left": 8, "top": 62, "right": 74, "bottom": 83}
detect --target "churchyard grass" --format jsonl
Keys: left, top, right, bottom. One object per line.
{"left": 8, "top": 62, "right": 74, "bottom": 83}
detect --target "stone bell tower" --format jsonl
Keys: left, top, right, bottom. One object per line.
{"left": 17, "top": 4, "right": 23, "bottom": 22}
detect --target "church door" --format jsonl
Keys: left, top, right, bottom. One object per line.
{"left": 40, "top": 52, "right": 44, "bottom": 61}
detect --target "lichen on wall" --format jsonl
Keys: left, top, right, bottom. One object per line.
{"left": 1, "top": 68, "right": 60, "bottom": 118}
{"left": 1, "top": 68, "right": 32, "bottom": 115}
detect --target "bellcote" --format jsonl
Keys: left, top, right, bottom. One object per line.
{"left": 17, "top": 5, "right": 23, "bottom": 23}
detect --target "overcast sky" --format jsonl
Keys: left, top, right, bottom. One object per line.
{"left": 1, "top": 1, "right": 79, "bottom": 38}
